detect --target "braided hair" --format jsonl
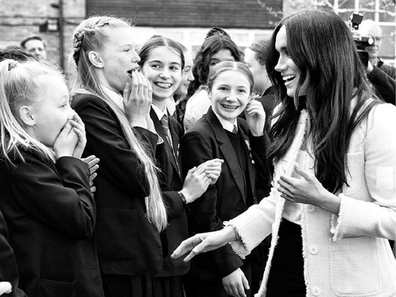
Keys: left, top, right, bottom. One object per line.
{"left": 68, "top": 16, "right": 167, "bottom": 232}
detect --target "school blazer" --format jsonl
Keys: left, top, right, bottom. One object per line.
{"left": 0, "top": 150, "right": 102, "bottom": 297}
{"left": 150, "top": 108, "right": 190, "bottom": 277}
{"left": 229, "top": 105, "right": 396, "bottom": 296}
{"left": 0, "top": 209, "right": 26, "bottom": 297}
{"left": 180, "top": 107, "right": 271, "bottom": 280}
{"left": 72, "top": 94, "right": 163, "bottom": 276}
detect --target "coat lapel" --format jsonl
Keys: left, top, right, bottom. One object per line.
{"left": 150, "top": 108, "right": 180, "bottom": 176}
{"left": 207, "top": 109, "right": 246, "bottom": 203}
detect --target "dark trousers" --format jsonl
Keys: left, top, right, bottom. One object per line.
{"left": 102, "top": 274, "right": 156, "bottom": 297}
{"left": 266, "top": 219, "right": 306, "bottom": 297}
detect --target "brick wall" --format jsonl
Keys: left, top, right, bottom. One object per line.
{"left": 0, "top": 0, "right": 86, "bottom": 75}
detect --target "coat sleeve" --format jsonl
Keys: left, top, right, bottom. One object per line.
{"left": 181, "top": 128, "right": 243, "bottom": 278}
{"left": 330, "top": 103, "right": 396, "bottom": 241}
{"left": 73, "top": 96, "right": 155, "bottom": 197}
{"left": 0, "top": 210, "right": 27, "bottom": 297}
{"left": 8, "top": 155, "right": 95, "bottom": 240}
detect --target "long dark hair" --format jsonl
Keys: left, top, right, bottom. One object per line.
{"left": 266, "top": 9, "right": 381, "bottom": 193}
{"left": 187, "top": 35, "right": 241, "bottom": 98}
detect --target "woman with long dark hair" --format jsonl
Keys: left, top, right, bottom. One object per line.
{"left": 172, "top": 9, "right": 396, "bottom": 297}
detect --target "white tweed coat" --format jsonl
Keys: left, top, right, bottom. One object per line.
{"left": 227, "top": 104, "right": 396, "bottom": 297}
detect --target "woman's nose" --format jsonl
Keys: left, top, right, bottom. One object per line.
{"left": 274, "top": 57, "right": 286, "bottom": 72}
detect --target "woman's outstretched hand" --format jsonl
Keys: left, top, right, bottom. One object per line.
{"left": 171, "top": 226, "right": 235, "bottom": 262}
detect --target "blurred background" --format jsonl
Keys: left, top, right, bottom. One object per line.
{"left": 1, "top": 0, "right": 395, "bottom": 76}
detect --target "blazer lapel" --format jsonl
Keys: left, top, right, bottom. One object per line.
{"left": 238, "top": 121, "right": 257, "bottom": 203}
{"left": 150, "top": 108, "right": 180, "bottom": 175}
{"left": 207, "top": 109, "right": 246, "bottom": 203}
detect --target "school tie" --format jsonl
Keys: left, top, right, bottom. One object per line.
{"left": 160, "top": 114, "right": 171, "bottom": 144}
{"left": 160, "top": 114, "right": 180, "bottom": 172}
{"left": 232, "top": 124, "right": 238, "bottom": 134}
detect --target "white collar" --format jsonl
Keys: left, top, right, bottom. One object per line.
{"left": 212, "top": 110, "right": 238, "bottom": 133}
{"left": 101, "top": 86, "right": 124, "bottom": 111}
{"left": 152, "top": 104, "right": 167, "bottom": 120}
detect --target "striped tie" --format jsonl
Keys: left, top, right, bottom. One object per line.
{"left": 161, "top": 114, "right": 171, "bottom": 144}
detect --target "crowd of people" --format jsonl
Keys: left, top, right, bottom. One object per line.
{"left": 0, "top": 7, "right": 395, "bottom": 297}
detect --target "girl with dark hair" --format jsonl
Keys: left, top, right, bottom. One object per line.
{"left": 180, "top": 61, "right": 271, "bottom": 297}
{"left": 138, "top": 35, "right": 223, "bottom": 297}
{"left": 183, "top": 35, "right": 241, "bottom": 130}
{"left": 173, "top": 9, "right": 396, "bottom": 297}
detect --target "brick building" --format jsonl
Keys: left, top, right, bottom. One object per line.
{"left": 0, "top": 0, "right": 394, "bottom": 76}
{"left": 0, "top": 0, "right": 281, "bottom": 75}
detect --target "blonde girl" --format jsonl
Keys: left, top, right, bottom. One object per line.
{"left": 0, "top": 59, "right": 102, "bottom": 297}
{"left": 70, "top": 16, "right": 167, "bottom": 297}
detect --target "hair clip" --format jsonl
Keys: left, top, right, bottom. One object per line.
{"left": 8, "top": 61, "right": 18, "bottom": 71}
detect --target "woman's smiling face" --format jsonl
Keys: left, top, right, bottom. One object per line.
{"left": 274, "top": 26, "right": 310, "bottom": 98}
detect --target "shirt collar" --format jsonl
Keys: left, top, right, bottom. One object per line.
{"left": 212, "top": 110, "right": 237, "bottom": 133}
{"left": 152, "top": 104, "right": 167, "bottom": 120}
{"left": 101, "top": 86, "right": 124, "bottom": 111}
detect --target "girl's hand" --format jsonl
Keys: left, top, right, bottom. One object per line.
{"left": 180, "top": 158, "right": 224, "bottom": 203}
{"left": 244, "top": 99, "right": 266, "bottom": 136}
{"left": 69, "top": 112, "right": 86, "bottom": 158}
{"left": 53, "top": 120, "right": 79, "bottom": 159}
{"left": 277, "top": 164, "right": 341, "bottom": 214}
{"left": 123, "top": 70, "right": 153, "bottom": 128}
{"left": 81, "top": 155, "right": 100, "bottom": 194}
{"left": 180, "top": 165, "right": 211, "bottom": 204}
{"left": 0, "top": 281, "right": 11, "bottom": 295}
{"left": 222, "top": 268, "right": 249, "bottom": 297}
{"left": 199, "top": 158, "right": 224, "bottom": 185}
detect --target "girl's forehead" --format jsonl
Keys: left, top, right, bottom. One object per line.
{"left": 105, "top": 27, "right": 136, "bottom": 44}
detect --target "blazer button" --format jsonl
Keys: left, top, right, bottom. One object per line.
{"left": 307, "top": 205, "right": 316, "bottom": 212}
{"left": 312, "top": 286, "right": 322, "bottom": 296}
{"left": 309, "top": 245, "right": 318, "bottom": 255}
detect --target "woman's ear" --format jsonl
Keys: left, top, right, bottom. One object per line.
{"left": 19, "top": 106, "right": 35, "bottom": 126}
{"left": 88, "top": 51, "right": 104, "bottom": 68}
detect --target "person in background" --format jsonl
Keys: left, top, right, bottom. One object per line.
{"left": 242, "top": 38, "right": 276, "bottom": 129}
{"left": 70, "top": 16, "right": 169, "bottom": 297}
{"left": 0, "top": 209, "right": 26, "bottom": 297}
{"left": 355, "top": 19, "right": 396, "bottom": 104}
{"left": 20, "top": 35, "right": 47, "bottom": 62}
{"left": 0, "top": 59, "right": 103, "bottom": 297}
{"left": 0, "top": 46, "right": 35, "bottom": 62}
{"left": 180, "top": 61, "right": 271, "bottom": 297}
{"left": 138, "top": 35, "right": 223, "bottom": 297}
{"left": 205, "top": 27, "right": 231, "bottom": 40}
{"left": 183, "top": 35, "right": 241, "bottom": 131}
{"left": 166, "top": 40, "right": 194, "bottom": 122}
{"left": 359, "top": 19, "right": 396, "bottom": 79}
{"left": 173, "top": 9, "right": 396, "bottom": 297}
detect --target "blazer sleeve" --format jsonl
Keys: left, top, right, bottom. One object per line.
{"left": 72, "top": 96, "right": 155, "bottom": 197}
{"left": 181, "top": 128, "right": 243, "bottom": 278}
{"left": 0, "top": 210, "right": 27, "bottom": 297}
{"left": 8, "top": 155, "right": 95, "bottom": 240}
